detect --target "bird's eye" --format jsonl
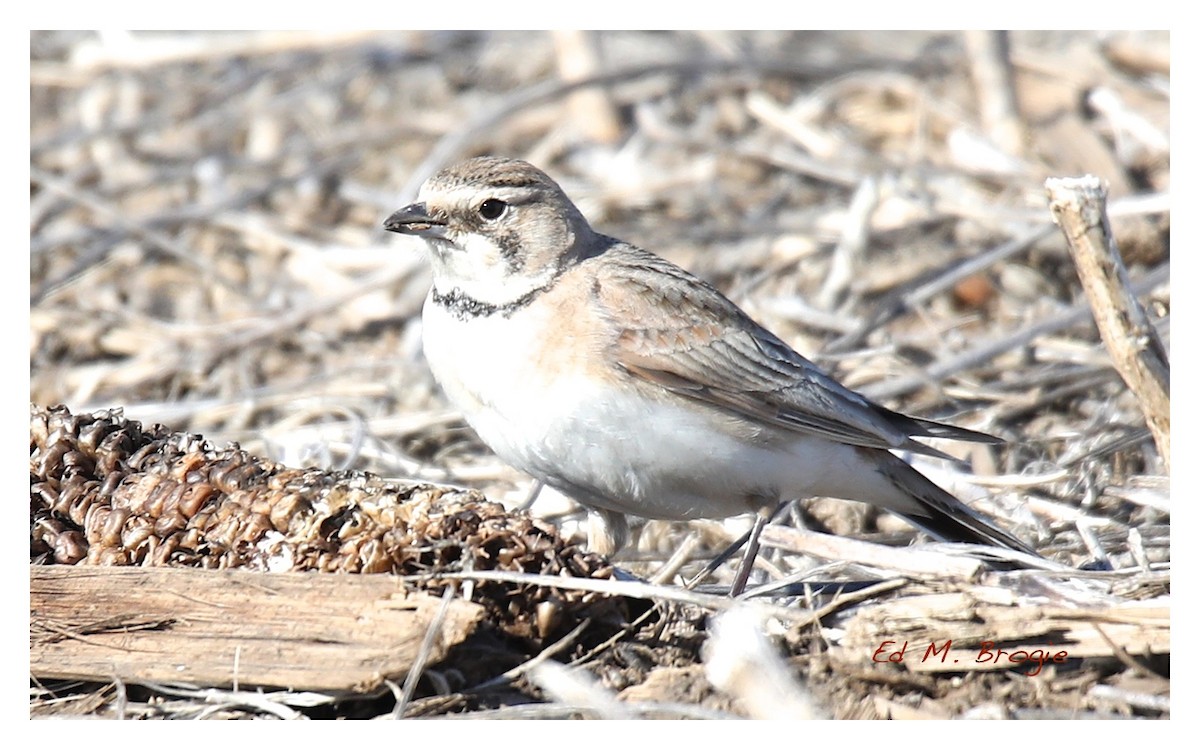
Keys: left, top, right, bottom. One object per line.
{"left": 478, "top": 198, "right": 507, "bottom": 220}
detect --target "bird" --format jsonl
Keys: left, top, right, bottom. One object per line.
{"left": 383, "top": 156, "right": 1035, "bottom": 573}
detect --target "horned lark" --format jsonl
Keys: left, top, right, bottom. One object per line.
{"left": 384, "top": 156, "right": 1033, "bottom": 561}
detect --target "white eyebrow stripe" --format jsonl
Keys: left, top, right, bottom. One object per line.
{"left": 488, "top": 186, "right": 541, "bottom": 204}
{"left": 443, "top": 185, "right": 538, "bottom": 205}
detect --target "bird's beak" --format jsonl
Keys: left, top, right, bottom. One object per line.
{"left": 383, "top": 202, "right": 447, "bottom": 239}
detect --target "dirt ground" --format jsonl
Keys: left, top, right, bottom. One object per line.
{"left": 30, "top": 30, "right": 1169, "bottom": 719}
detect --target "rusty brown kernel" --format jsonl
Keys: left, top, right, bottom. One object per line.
{"left": 98, "top": 471, "right": 124, "bottom": 498}
{"left": 175, "top": 452, "right": 207, "bottom": 481}
{"left": 209, "top": 457, "right": 247, "bottom": 492}
{"left": 243, "top": 512, "right": 274, "bottom": 541}
{"left": 32, "top": 517, "right": 66, "bottom": 543}
{"left": 131, "top": 477, "right": 179, "bottom": 518}
{"left": 268, "top": 493, "right": 303, "bottom": 532}
{"left": 37, "top": 440, "right": 70, "bottom": 481}
{"left": 177, "top": 528, "right": 202, "bottom": 550}
{"left": 149, "top": 535, "right": 177, "bottom": 566}
{"left": 178, "top": 483, "right": 216, "bottom": 518}
{"left": 188, "top": 507, "right": 213, "bottom": 532}
{"left": 57, "top": 483, "right": 93, "bottom": 524}
{"left": 205, "top": 516, "right": 241, "bottom": 549}
{"left": 248, "top": 495, "right": 274, "bottom": 518}
{"left": 142, "top": 476, "right": 172, "bottom": 517}
{"left": 54, "top": 530, "right": 88, "bottom": 564}
{"left": 125, "top": 442, "right": 160, "bottom": 471}
{"left": 90, "top": 545, "right": 128, "bottom": 566}
{"left": 230, "top": 462, "right": 264, "bottom": 490}
{"left": 94, "top": 445, "right": 125, "bottom": 477}
{"left": 77, "top": 419, "right": 111, "bottom": 454}
{"left": 153, "top": 510, "right": 186, "bottom": 538}
{"left": 62, "top": 449, "right": 93, "bottom": 473}
{"left": 32, "top": 482, "right": 59, "bottom": 508}
{"left": 121, "top": 523, "right": 153, "bottom": 551}
{"left": 100, "top": 507, "right": 131, "bottom": 547}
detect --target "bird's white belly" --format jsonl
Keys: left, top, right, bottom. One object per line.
{"left": 421, "top": 293, "right": 888, "bottom": 520}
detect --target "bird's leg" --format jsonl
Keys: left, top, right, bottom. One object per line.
{"left": 686, "top": 502, "right": 788, "bottom": 594}
{"left": 587, "top": 508, "right": 630, "bottom": 557}
{"left": 729, "top": 510, "right": 769, "bottom": 597}
{"left": 516, "top": 479, "right": 544, "bottom": 512}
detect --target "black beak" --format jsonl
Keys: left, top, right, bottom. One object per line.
{"left": 383, "top": 202, "right": 447, "bottom": 236}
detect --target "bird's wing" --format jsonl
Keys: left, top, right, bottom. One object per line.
{"left": 594, "top": 245, "right": 998, "bottom": 458}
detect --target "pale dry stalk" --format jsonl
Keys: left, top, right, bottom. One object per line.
{"left": 1045, "top": 175, "right": 1170, "bottom": 471}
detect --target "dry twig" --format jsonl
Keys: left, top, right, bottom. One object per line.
{"left": 1046, "top": 176, "right": 1170, "bottom": 470}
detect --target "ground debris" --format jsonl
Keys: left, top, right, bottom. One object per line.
{"left": 31, "top": 30, "right": 1169, "bottom": 720}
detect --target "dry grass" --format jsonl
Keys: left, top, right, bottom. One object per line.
{"left": 30, "top": 30, "right": 1169, "bottom": 719}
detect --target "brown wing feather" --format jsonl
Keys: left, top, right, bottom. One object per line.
{"left": 593, "top": 243, "right": 998, "bottom": 458}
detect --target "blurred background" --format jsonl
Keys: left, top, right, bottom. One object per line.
{"left": 30, "top": 30, "right": 1169, "bottom": 558}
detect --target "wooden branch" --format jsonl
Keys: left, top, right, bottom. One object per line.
{"left": 30, "top": 566, "right": 485, "bottom": 693}
{"left": 1046, "top": 176, "right": 1170, "bottom": 470}
{"left": 552, "top": 30, "right": 622, "bottom": 145}
{"left": 964, "top": 30, "right": 1025, "bottom": 155}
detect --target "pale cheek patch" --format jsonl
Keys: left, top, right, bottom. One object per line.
{"left": 459, "top": 233, "right": 507, "bottom": 271}
{"left": 431, "top": 231, "right": 559, "bottom": 309}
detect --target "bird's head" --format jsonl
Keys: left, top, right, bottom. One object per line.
{"left": 385, "top": 157, "right": 595, "bottom": 306}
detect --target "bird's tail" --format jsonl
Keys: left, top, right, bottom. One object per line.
{"left": 875, "top": 451, "right": 1037, "bottom": 557}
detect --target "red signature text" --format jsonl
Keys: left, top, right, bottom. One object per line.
{"left": 872, "top": 640, "right": 1070, "bottom": 676}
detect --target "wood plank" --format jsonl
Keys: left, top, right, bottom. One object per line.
{"left": 30, "top": 566, "right": 485, "bottom": 693}
{"left": 828, "top": 592, "right": 1169, "bottom": 675}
